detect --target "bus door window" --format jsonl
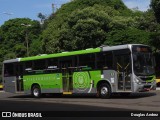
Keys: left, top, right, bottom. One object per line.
{"left": 59, "top": 57, "right": 74, "bottom": 92}
{"left": 15, "top": 63, "right": 24, "bottom": 91}
{"left": 114, "top": 49, "right": 131, "bottom": 91}
{"left": 4, "top": 63, "right": 15, "bottom": 77}
{"left": 4, "top": 63, "right": 17, "bottom": 92}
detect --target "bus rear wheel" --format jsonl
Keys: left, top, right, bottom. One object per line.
{"left": 31, "top": 85, "right": 41, "bottom": 98}
{"left": 98, "top": 83, "right": 111, "bottom": 99}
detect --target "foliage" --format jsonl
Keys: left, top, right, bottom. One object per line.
{"left": 0, "top": 0, "right": 159, "bottom": 58}
{"left": 150, "top": 0, "right": 160, "bottom": 23}
{"left": 150, "top": 29, "right": 160, "bottom": 51}
{"left": 42, "top": 0, "right": 138, "bottom": 53}
{"left": 104, "top": 28, "right": 150, "bottom": 45}
{"left": 0, "top": 18, "right": 41, "bottom": 58}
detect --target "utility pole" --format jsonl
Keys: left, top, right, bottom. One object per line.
{"left": 21, "top": 23, "right": 31, "bottom": 57}
{"left": 52, "top": 3, "right": 55, "bottom": 13}
{"left": 52, "top": 3, "right": 64, "bottom": 13}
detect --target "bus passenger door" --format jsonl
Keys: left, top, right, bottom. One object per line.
{"left": 16, "top": 63, "right": 24, "bottom": 92}
{"left": 60, "top": 60, "right": 73, "bottom": 94}
{"left": 3, "top": 63, "right": 17, "bottom": 93}
{"left": 114, "top": 51, "right": 131, "bottom": 91}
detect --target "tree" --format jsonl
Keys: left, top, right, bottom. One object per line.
{"left": 0, "top": 18, "right": 42, "bottom": 58}
{"left": 150, "top": 29, "right": 160, "bottom": 51}
{"left": 0, "top": 18, "right": 42, "bottom": 83}
{"left": 104, "top": 28, "right": 150, "bottom": 46}
{"left": 38, "top": 13, "right": 46, "bottom": 24}
{"left": 150, "top": 0, "right": 160, "bottom": 23}
{"left": 42, "top": 0, "right": 136, "bottom": 53}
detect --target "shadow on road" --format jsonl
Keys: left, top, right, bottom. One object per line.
{"left": 9, "top": 92, "right": 157, "bottom": 99}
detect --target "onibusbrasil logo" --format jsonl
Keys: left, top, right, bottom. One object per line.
{"left": 1, "top": 112, "right": 42, "bottom": 118}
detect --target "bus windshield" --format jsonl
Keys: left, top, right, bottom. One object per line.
{"left": 132, "top": 46, "right": 155, "bottom": 76}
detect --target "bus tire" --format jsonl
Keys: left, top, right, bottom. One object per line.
{"left": 31, "top": 85, "right": 41, "bottom": 98}
{"left": 98, "top": 83, "right": 111, "bottom": 99}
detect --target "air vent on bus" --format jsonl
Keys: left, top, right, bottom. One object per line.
{"left": 37, "top": 54, "right": 47, "bottom": 56}
{"left": 61, "top": 51, "right": 69, "bottom": 53}
{"left": 85, "top": 48, "right": 93, "bottom": 50}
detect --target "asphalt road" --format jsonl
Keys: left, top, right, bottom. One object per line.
{"left": 0, "top": 100, "right": 132, "bottom": 111}
{"left": 0, "top": 91, "right": 160, "bottom": 119}
{"left": 0, "top": 90, "right": 160, "bottom": 112}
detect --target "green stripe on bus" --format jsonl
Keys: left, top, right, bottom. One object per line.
{"left": 20, "top": 48, "right": 101, "bottom": 61}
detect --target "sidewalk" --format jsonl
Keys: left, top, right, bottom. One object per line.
{"left": 156, "top": 87, "right": 160, "bottom": 90}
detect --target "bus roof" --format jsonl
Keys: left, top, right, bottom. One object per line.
{"left": 102, "top": 44, "right": 149, "bottom": 52}
{"left": 3, "top": 58, "right": 20, "bottom": 64}
{"left": 20, "top": 48, "right": 101, "bottom": 62}
{"left": 3, "top": 44, "right": 149, "bottom": 63}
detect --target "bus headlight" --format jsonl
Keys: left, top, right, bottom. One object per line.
{"left": 134, "top": 77, "right": 141, "bottom": 84}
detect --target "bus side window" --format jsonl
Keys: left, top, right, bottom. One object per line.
{"left": 78, "top": 53, "right": 95, "bottom": 71}
{"left": 105, "top": 52, "right": 113, "bottom": 69}
{"left": 96, "top": 52, "right": 113, "bottom": 70}
{"left": 34, "top": 59, "right": 46, "bottom": 70}
{"left": 24, "top": 61, "right": 33, "bottom": 75}
{"left": 47, "top": 58, "right": 59, "bottom": 73}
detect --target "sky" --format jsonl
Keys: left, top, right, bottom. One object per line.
{"left": 0, "top": 0, "right": 151, "bottom": 26}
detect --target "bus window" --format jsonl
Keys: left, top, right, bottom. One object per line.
{"left": 78, "top": 53, "right": 95, "bottom": 70}
{"left": 96, "top": 52, "right": 113, "bottom": 70}
{"left": 4, "top": 63, "right": 15, "bottom": 77}
{"left": 25, "top": 61, "right": 32, "bottom": 69}
{"left": 24, "top": 61, "right": 33, "bottom": 75}
{"left": 59, "top": 56, "right": 73, "bottom": 70}
{"left": 34, "top": 59, "right": 46, "bottom": 70}
{"left": 47, "top": 58, "right": 59, "bottom": 72}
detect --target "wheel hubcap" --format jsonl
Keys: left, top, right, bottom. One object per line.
{"left": 33, "top": 88, "right": 39, "bottom": 97}
{"left": 101, "top": 87, "right": 108, "bottom": 95}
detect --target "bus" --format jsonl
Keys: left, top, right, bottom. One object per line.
{"left": 0, "top": 84, "right": 3, "bottom": 90}
{"left": 154, "top": 52, "right": 160, "bottom": 87}
{"left": 2, "top": 44, "right": 157, "bottom": 98}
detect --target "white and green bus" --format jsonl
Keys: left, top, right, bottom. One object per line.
{"left": 2, "top": 44, "right": 156, "bottom": 98}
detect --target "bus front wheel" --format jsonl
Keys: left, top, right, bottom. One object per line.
{"left": 31, "top": 85, "right": 41, "bottom": 98}
{"left": 98, "top": 83, "right": 111, "bottom": 99}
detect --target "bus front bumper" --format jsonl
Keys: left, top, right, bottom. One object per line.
{"left": 0, "top": 84, "right": 3, "bottom": 90}
{"left": 134, "top": 81, "right": 157, "bottom": 92}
